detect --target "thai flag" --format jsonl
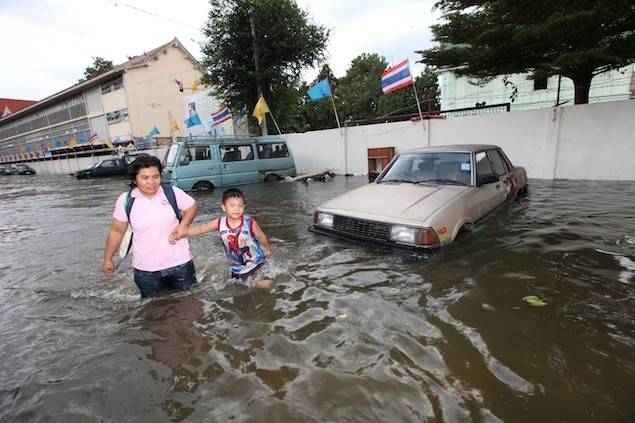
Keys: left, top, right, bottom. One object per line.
{"left": 381, "top": 59, "right": 414, "bottom": 94}
{"left": 211, "top": 105, "right": 232, "bottom": 126}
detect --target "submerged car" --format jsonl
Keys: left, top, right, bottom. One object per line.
{"left": 2, "top": 164, "right": 36, "bottom": 175}
{"left": 309, "top": 144, "right": 528, "bottom": 251}
{"left": 75, "top": 154, "right": 147, "bottom": 179}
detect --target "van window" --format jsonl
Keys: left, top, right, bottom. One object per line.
{"left": 258, "top": 142, "right": 288, "bottom": 159}
{"left": 220, "top": 145, "right": 253, "bottom": 162}
{"left": 191, "top": 146, "right": 211, "bottom": 161}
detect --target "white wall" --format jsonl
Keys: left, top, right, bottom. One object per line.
{"left": 286, "top": 100, "right": 635, "bottom": 181}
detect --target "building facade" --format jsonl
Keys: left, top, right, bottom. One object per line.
{"left": 0, "top": 38, "right": 228, "bottom": 163}
{"left": 438, "top": 64, "right": 635, "bottom": 111}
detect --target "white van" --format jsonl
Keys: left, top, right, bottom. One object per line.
{"left": 162, "top": 135, "right": 296, "bottom": 191}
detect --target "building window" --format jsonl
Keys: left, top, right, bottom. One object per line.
{"left": 534, "top": 78, "right": 548, "bottom": 90}
{"left": 106, "top": 108, "right": 129, "bottom": 124}
{"left": 101, "top": 77, "right": 123, "bottom": 94}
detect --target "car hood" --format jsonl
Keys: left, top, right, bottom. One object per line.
{"left": 317, "top": 182, "right": 469, "bottom": 224}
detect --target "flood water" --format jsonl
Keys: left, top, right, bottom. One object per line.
{"left": 0, "top": 174, "right": 633, "bottom": 422}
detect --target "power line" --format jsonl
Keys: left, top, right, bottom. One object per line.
{"left": 103, "top": 0, "right": 198, "bottom": 29}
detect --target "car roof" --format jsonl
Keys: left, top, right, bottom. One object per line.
{"left": 401, "top": 144, "right": 501, "bottom": 154}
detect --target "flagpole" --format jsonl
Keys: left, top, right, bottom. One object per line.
{"left": 329, "top": 86, "right": 343, "bottom": 136}
{"left": 408, "top": 60, "right": 424, "bottom": 125}
{"left": 268, "top": 111, "right": 282, "bottom": 135}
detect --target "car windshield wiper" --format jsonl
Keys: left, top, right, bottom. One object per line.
{"left": 378, "top": 178, "right": 415, "bottom": 184}
{"left": 416, "top": 178, "right": 469, "bottom": 186}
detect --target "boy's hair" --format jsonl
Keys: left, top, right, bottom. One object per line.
{"left": 128, "top": 155, "right": 162, "bottom": 187}
{"left": 222, "top": 188, "right": 244, "bottom": 204}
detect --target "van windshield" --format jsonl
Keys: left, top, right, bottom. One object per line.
{"left": 165, "top": 144, "right": 180, "bottom": 167}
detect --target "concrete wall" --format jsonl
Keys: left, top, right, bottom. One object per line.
{"left": 286, "top": 100, "right": 635, "bottom": 181}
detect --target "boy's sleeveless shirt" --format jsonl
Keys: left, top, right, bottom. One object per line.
{"left": 217, "top": 215, "right": 267, "bottom": 275}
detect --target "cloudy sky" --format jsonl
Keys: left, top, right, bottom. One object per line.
{"left": 0, "top": 0, "right": 440, "bottom": 101}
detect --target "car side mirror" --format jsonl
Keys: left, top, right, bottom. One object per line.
{"left": 477, "top": 173, "right": 499, "bottom": 186}
{"left": 369, "top": 170, "right": 380, "bottom": 182}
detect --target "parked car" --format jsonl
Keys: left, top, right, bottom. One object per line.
{"left": 1, "top": 164, "right": 36, "bottom": 175}
{"left": 75, "top": 154, "right": 147, "bottom": 179}
{"left": 309, "top": 144, "right": 528, "bottom": 251}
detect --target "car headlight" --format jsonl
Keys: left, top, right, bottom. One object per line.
{"left": 390, "top": 225, "right": 418, "bottom": 243}
{"left": 314, "top": 212, "right": 334, "bottom": 228}
{"left": 390, "top": 225, "right": 439, "bottom": 246}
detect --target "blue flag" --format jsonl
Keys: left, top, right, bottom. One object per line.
{"left": 307, "top": 78, "right": 332, "bottom": 101}
{"left": 184, "top": 113, "right": 202, "bottom": 128}
{"left": 149, "top": 125, "right": 160, "bottom": 136}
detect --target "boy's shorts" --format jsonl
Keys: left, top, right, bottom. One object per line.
{"left": 231, "top": 263, "right": 273, "bottom": 285}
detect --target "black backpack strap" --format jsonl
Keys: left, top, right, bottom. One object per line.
{"left": 124, "top": 185, "right": 181, "bottom": 226}
{"left": 124, "top": 190, "right": 135, "bottom": 228}
{"left": 161, "top": 184, "right": 182, "bottom": 222}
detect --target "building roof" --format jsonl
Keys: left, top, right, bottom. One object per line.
{"left": 0, "top": 98, "right": 37, "bottom": 118}
{"left": 0, "top": 37, "right": 201, "bottom": 123}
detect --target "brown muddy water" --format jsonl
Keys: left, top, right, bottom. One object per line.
{"left": 0, "top": 174, "right": 633, "bottom": 422}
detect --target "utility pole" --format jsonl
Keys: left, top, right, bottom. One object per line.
{"left": 249, "top": 12, "right": 267, "bottom": 135}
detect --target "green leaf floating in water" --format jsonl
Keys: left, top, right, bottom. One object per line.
{"left": 523, "top": 295, "right": 548, "bottom": 306}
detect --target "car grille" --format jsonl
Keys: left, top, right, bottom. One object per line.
{"left": 333, "top": 215, "right": 392, "bottom": 241}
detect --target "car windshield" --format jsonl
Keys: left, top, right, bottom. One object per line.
{"left": 165, "top": 144, "right": 180, "bottom": 167}
{"left": 378, "top": 152, "right": 472, "bottom": 186}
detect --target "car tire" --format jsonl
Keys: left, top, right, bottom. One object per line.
{"left": 192, "top": 181, "right": 214, "bottom": 191}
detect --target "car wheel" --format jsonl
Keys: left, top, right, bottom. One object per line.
{"left": 192, "top": 181, "right": 214, "bottom": 191}
{"left": 264, "top": 174, "right": 280, "bottom": 182}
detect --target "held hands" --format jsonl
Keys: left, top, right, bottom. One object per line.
{"left": 169, "top": 225, "right": 189, "bottom": 244}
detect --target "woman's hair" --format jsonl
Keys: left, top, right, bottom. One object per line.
{"left": 128, "top": 155, "right": 162, "bottom": 187}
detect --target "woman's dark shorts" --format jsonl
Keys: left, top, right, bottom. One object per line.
{"left": 133, "top": 260, "right": 197, "bottom": 299}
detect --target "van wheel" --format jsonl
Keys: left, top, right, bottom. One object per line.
{"left": 264, "top": 174, "right": 280, "bottom": 182}
{"left": 193, "top": 181, "right": 214, "bottom": 191}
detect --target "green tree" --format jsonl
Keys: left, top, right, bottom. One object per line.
{"left": 418, "top": 0, "right": 635, "bottom": 104}
{"left": 336, "top": 53, "right": 387, "bottom": 123}
{"left": 81, "top": 57, "right": 113, "bottom": 81}
{"left": 200, "top": 0, "right": 329, "bottom": 133}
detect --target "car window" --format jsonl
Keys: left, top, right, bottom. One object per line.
{"left": 381, "top": 152, "right": 471, "bottom": 185}
{"left": 475, "top": 152, "right": 493, "bottom": 176}
{"left": 488, "top": 150, "right": 509, "bottom": 175}
{"left": 187, "top": 146, "right": 212, "bottom": 162}
{"left": 165, "top": 144, "right": 180, "bottom": 166}
{"left": 220, "top": 145, "right": 252, "bottom": 162}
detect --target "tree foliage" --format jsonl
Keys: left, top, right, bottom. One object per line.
{"left": 336, "top": 53, "right": 387, "bottom": 123}
{"left": 417, "top": 0, "right": 635, "bottom": 104}
{"left": 81, "top": 57, "right": 113, "bottom": 81}
{"left": 200, "top": 0, "right": 329, "bottom": 133}
{"left": 298, "top": 56, "right": 441, "bottom": 131}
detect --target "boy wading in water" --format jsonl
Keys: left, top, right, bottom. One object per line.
{"left": 170, "top": 188, "right": 274, "bottom": 289}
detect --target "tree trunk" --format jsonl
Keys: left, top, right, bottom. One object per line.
{"left": 566, "top": 69, "right": 593, "bottom": 105}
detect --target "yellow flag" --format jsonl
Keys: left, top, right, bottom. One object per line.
{"left": 68, "top": 138, "right": 77, "bottom": 148}
{"left": 191, "top": 79, "right": 199, "bottom": 93}
{"left": 252, "top": 96, "right": 270, "bottom": 125}
{"left": 106, "top": 139, "right": 114, "bottom": 149}
{"left": 169, "top": 119, "right": 180, "bottom": 132}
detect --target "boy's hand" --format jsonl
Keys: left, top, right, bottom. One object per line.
{"left": 169, "top": 226, "right": 188, "bottom": 244}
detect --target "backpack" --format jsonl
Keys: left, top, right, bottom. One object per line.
{"left": 119, "top": 184, "right": 182, "bottom": 259}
